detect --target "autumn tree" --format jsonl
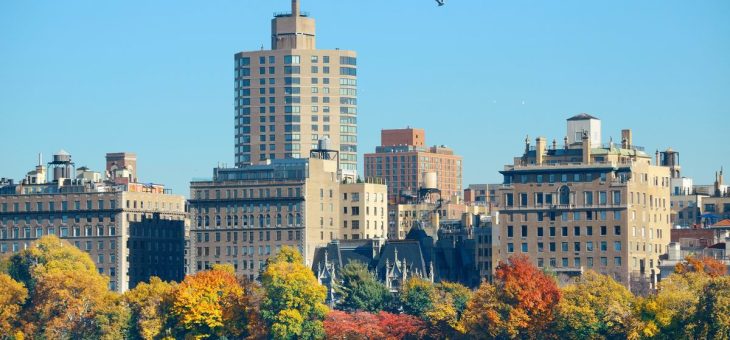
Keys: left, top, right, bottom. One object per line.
{"left": 324, "top": 310, "right": 427, "bottom": 340}
{"left": 260, "top": 246, "right": 328, "bottom": 339}
{"left": 400, "top": 278, "right": 436, "bottom": 318}
{"left": 336, "top": 261, "right": 392, "bottom": 312}
{"left": 675, "top": 255, "right": 727, "bottom": 278}
{"left": 399, "top": 278, "right": 470, "bottom": 337}
{"left": 554, "top": 271, "right": 639, "bottom": 339}
{"left": 462, "top": 255, "right": 561, "bottom": 339}
{"left": 635, "top": 271, "right": 710, "bottom": 338}
{"left": 693, "top": 276, "right": 730, "bottom": 340}
{"left": 436, "top": 281, "right": 472, "bottom": 319}
{"left": 461, "top": 282, "right": 507, "bottom": 339}
{"left": 125, "top": 277, "right": 177, "bottom": 340}
{"left": 171, "top": 264, "right": 262, "bottom": 339}
{"left": 4, "top": 235, "right": 129, "bottom": 339}
{"left": 0, "top": 273, "right": 28, "bottom": 337}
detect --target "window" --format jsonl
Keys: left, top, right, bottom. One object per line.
{"left": 507, "top": 226, "right": 514, "bottom": 238}
{"left": 561, "top": 226, "right": 568, "bottom": 237}
{"left": 561, "top": 242, "right": 568, "bottom": 252}
{"left": 507, "top": 243, "right": 514, "bottom": 253}
{"left": 586, "top": 241, "right": 594, "bottom": 252}
{"left": 559, "top": 186, "right": 570, "bottom": 205}
{"left": 574, "top": 226, "right": 580, "bottom": 236}
{"left": 600, "top": 241, "right": 607, "bottom": 252}
{"left": 521, "top": 225, "right": 528, "bottom": 237}
{"left": 614, "top": 241, "right": 622, "bottom": 251}
{"left": 614, "top": 257, "right": 622, "bottom": 266}
{"left": 521, "top": 243, "right": 528, "bottom": 252}
{"left": 614, "top": 225, "right": 621, "bottom": 235}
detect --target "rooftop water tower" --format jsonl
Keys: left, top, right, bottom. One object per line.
{"left": 48, "top": 149, "right": 75, "bottom": 182}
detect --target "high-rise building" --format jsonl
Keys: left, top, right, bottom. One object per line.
{"left": 494, "top": 114, "right": 671, "bottom": 290}
{"left": 233, "top": 0, "right": 358, "bottom": 176}
{"left": 0, "top": 151, "right": 187, "bottom": 292}
{"left": 364, "top": 128, "right": 463, "bottom": 203}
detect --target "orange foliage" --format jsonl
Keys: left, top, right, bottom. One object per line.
{"left": 494, "top": 255, "right": 562, "bottom": 337}
{"left": 675, "top": 256, "right": 727, "bottom": 278}
{"left": 324, "top": 310, "right": 427, "bottom": 340}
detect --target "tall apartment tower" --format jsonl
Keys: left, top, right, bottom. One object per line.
{"left": 233, "top": 0, "right": 358, "bottom": 177}
{"left": 495, "top": 114, "right": 671, "bottom": 291}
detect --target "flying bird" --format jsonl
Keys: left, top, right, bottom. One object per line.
{"left": 436, "top": 0, "right": 445, "bottom": 6}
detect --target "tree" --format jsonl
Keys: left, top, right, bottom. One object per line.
{"left": 635, "top": 271, "right": 709, "bottom": 338}
{"left": 261, "top": 246, "right": 328, "bottom": 339}
{"left": 693, "top": 276, "right": 730, "bottom": 340}
{"left": 4, "top": 235, "right": 127, "bottom": 339}
{"left": 461, "top": 281, "right": 509, "bottom": 339}
{"left": 324, "top": 310, "right": 427, "bottom": 340}
{"left": 436, "top": 281, "right": 472, "bottom": 318}
{"left": 0, "top": 273, "right": 28, "bottom": 337}
{"left": 400, "top": 278, "right": 436, "bottom": 318}
{"left": 400, "top": 278, "right": 469, "bottom": 337}
{"left": 675, "top": 256, "right": 727, "bottom": 278}
{"left": 336, "top": 261, "right": 391, "bottom": 312}
{"left": 554, "top": 271, "right": 639, "bottom": 339}
{"left": 171, "top": 264, "right": 261, "bottom": 339}
{"left": 125, "top": 277, "right": 177, "bottom": 340}
{"left": 462, "top": 255, "right": 561, "bottom": 339}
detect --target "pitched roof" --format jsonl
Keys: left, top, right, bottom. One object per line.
{"left": 567, "top": 113, "right": 599, "bottom": 121}
{"left": 712, "top": 219, "right": 730, "bottom": 227}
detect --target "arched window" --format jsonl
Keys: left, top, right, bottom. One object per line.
{"left": 226, "top": 215, "right": 232, "bottom": 226}
{"left": 296, "top": 213, "right": 302, "bottom": 226}
{"left": 215, "top": 215, "right": 221, "bottom": 227}
{"left": 196, "top": 216, "right": 202, "bottom": 227}
{"left": 233, "top": 215, "right": 239, "bottom": 226}
{"left": 266, "top": 214, "right": 271, "bottom": 227}
{"left": 204, "top": 216, "right": 210, "bottom": 227}
{"left": 276, "top": 214, "right": 282, "bottom": 226}
{"left": 258, "top": 215, "right": 264, "bottom": 228}
{"left": 559, "top": 186, "right": 570, "bottom": 205}
{"left": 288, "top": 214, "right": 294, "bottom": 226}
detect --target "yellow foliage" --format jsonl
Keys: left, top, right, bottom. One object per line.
{"left": 0, "top": 273, "right": 28, "bottom": 337}
{"left": 125, "top": 277, "right": 177, "bottom": 340}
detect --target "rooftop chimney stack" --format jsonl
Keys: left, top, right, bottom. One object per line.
{"left": 621, "top": 129, "right": 632, "bottom": 149}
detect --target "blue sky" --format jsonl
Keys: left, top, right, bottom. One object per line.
{"left": 1, "top": 0, "right": 728, "bottom": 196}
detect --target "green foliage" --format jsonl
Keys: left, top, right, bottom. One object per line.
{"left": 336, "top": 261, "right": 392, "bottom": 312}
{"left": 261, "top": 246, "right": 328, "bottom": 339}
{"left": 400, "top": 278, "right": 436, "bottom": 318}
{"left": 693, "top": 276, "right": 730, "bottom": 340}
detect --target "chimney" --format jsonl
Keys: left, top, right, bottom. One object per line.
{"left": 292, "top": 0, "right": 300, "bottom": 16}
{"left": 621, "top": 129, "right": 632, "bottom": 149}
{"left": 535, "top": 137, "right": 546, "bottom": 165}
{"left": 581, "top": 132, "right": 591, "bottom": 164}
{"left": 655, "top": 150, "right": 660, "bottom": 165}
